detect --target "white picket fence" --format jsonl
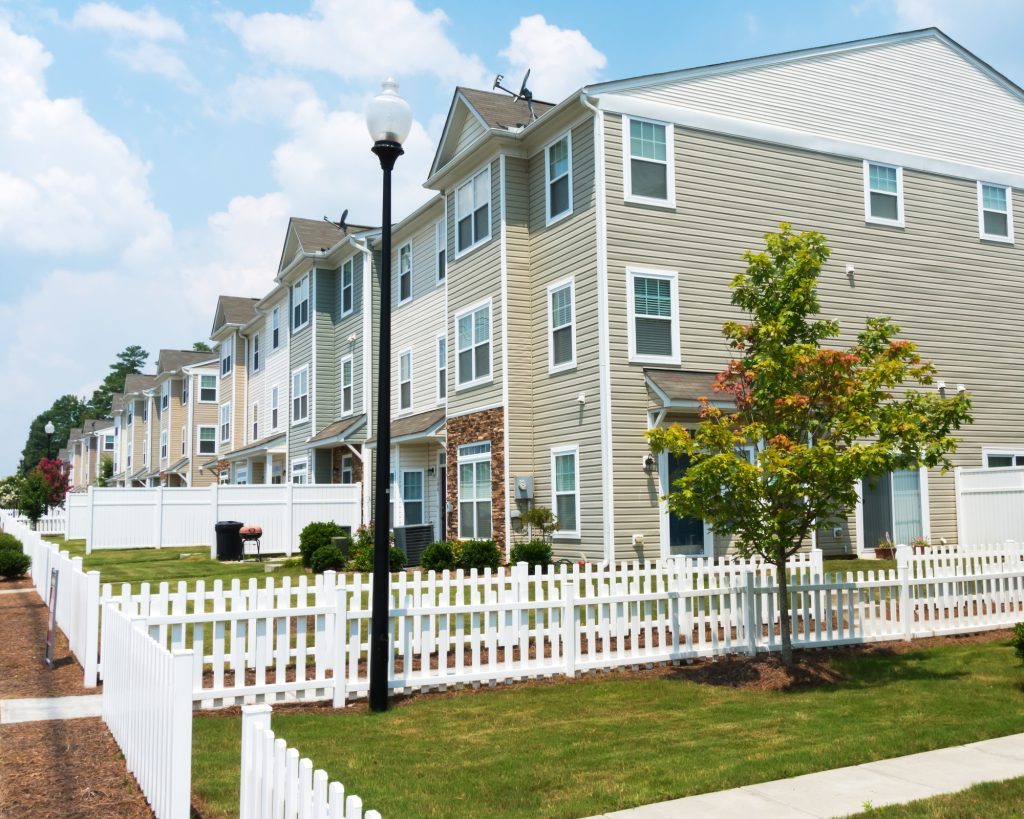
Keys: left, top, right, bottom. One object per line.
{"left": 240, "top": 705, "right": 380, "bottom": 819}
{"left": 5, "top": 511, "right": 67, "bottom": 534}
{"left": 956, "top": 465, "right": 1024, "bottom": 545}
{"left": 101, "top": 605, "right": 193, "bottom": 819}
{"left": 66, "top": 483, "right": 362, "bottom": 554}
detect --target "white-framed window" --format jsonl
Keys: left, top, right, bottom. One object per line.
{"left": 864, "top": 161, "right": 904, "bottom": 226}
{"left": 548, "top": 277, "right": 575, "bottom": 372}
{"left": 402, "top": 469, "right": 424, "bottom": 525}
{"left": 127, "top": 404, "right": 134, "bottom": 426}
{"left": 220, "top": 403, "right": 232, "bottom": 442}
{"left": 978, "top": 182, "right": 1013, "bottom": 242}
{"left": 271, "top": 386, "right": 279, "bottom": 430}
{"left": 437, "top": 334, "right": 447, "bottom": 402}
{"left": 142, "top": 400, "right": 148, "bottom": 422}
{"left": 455, "top": 165, "right": 490, "bottom": 254}
{"left": 198, "top": 426, "right": 216, "bottom": 455}
{"left": 291, "top": 459, "right": 308, "bottom": 485}
{"left": 160, "top": 381, "right": 169, "bottom": 410}
{"left": 458, "top": 441, "right": 491, "bottom": 539}
{"left": 182, "top": 377, "right": 189, "bottom": 406}
{"left": 398, "top": 349, "right": 412, "bottom": 412}
{"left": 341, "top": 258, "right": 354, "bottom": 316}
{"left": 455, "top": 301, "right": 491, "bottom": 388}
{"left": 235, "top": 467, "right": 249, "bottom": 486}
{"left": 252, "top": 403, "right": 258, "bottom": 441}
{"left": 104, "top": 434, "right": 115, "bottom": 451}
{"left": 292, "top": 274, "right": 310, "bottom": 331}
{"left": 200, "top": 375, "right": 217, "bottom": 402}
{"left": 435, "top": 219, "right": 446, "bottom": 282}
{"left": 983, "top": 449, "right": 1024, "bottom": 468}
{"left": 160, "top": 430, "right": 168, "bottom": 459}
{"left": 551, "top": 445, "right": 580, "bottom": 537}
{"left": 628, "top": 268, "right": 679, "bottom": 364}
{"left": 398, "top": 243, "right": 412, "bottom": 303}
{"left": 340, "top": 454, "right": 353, "bottom": 484}
{"left": 180, "top": 426, "right": 186, "bottom": 456}
{"left": 271, "top": 307, "right": 281, "bottom": 349}
{"left": 546, "top": 132, "right": 573, "bottom": 223}
{"left": 252, "top": 333, "right": 260, "bottom": 372}
{"left": 340, "top": 356, "right": 353, "bottom": 416}
{"left": 624, "top": 116, "right": 674, "bottom": 207}
{"left": 220, "top": 340, "right": 232, "bottom": 376}
{"left": 126, "top": 440, "right": 133, "bottom": 468}
{"left": 292, "top": 366, "right": 309, "bottom": 423}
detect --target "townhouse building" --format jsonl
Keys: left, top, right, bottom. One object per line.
{"left": 150, "top": 349, "right": 219, "bottom": 487}
{"left": 68, "top": 418, "right": 114, "bottom": 487}
{"left": 118, "top": 373, "right": 158, "bottom": 486}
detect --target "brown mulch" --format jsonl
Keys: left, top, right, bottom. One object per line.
{"left": 0, "top": 577, "right": 35, "bottom": 590}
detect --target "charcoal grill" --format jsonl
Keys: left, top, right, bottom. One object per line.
{"left": 239, "top": 525, "right": 263, "bottom": 561}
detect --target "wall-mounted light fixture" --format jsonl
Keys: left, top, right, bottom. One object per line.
{"left": 577, "top": 392, "right": 586, "bottom": 405}
{"left": 957, "top": 384, "right": 966, "bottom": 394}
{"left": 643, "top": 453, "right": 656, "bottom": 474}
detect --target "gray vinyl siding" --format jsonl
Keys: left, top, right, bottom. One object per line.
{"left": 314, "top": 267, "right": 339, "bottom": 432}
{"left": 603, "top": 112, "right": 1024, "bottom": 555}
{"left": 288, "top": 281, "right": 313, "bottom": 464}
{"left": 446, "top": 157, "right": 503, "bottom": 416}
{"left": 336, "top": 250, "right": 365, "bottom": 418}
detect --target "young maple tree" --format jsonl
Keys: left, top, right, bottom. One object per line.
{"left": 647, "top": 225, "right": 972, "bottom": 665}
{"left": 36, "top": 458, "right": 70, "bottom": 510}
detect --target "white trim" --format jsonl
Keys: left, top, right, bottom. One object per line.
{"left": 290, "top": 458, "right": 308, "bottom": 485}
{"left": 198, "top": 374, "right": 217, "bottom": 403}
{"left": 291, "top": 365, "right": 309, "bottom": 425}
{"left": 310, "top": 269, "right": 316, "bottom": 433}
{"left": 436, "top": 332, "right": 448, "bottom": 405}
{"left": 270, "top": 385, "right": 280, "bottom": 430}
{"left": 456, "top": 440, "right": 492, "bottom": 540}
{"left": 397, "top": 242, "right": 413, "bottom": 305}
{"left": 854, "top": 479, "right": 865, "bottom": 557}
{"left": 271, "top": 306, "right": 282, "bottom": 350}
{"left": 251, "top": 332, "right": 261, "bottom": 373}
{"left": 398, "top": 347, "right": 413, "bottom": 414}
{"left": 920, "top": 466, "right": 931, "bottom": 542}
{"left": 446, "top": 400, "right": 505, "bottom": 420}
{"left": 453, "top": 297, "right": 493, "bottom": 391}
{"left": 453, "top": 162, "right": 492, "bottom": 258}
{"left": 544, "top": 129, "right": 574, "bottom": 225}
{"left": 251, "top": 402, "right": 259, "bottom": 442}
{"left": 550, "top": 444, "right": 581, "bottom": 539}
{"left": 547, "top": 275, "right": 576, "bottom": 374}
{"left": 657, "top": 445, "right": 713, "bottom": 558}
{"left": 340, "top": 355, "right": 354, "bottom": 417}
{"left": 499, "top": 153, "right": 511, "bottom": 560}
{"left": 981, "top": 447, "right": 1024, "bottom": 467}
{"left": 340, "top": 257, "right": 355, "bottom": 317}
{"left": 627, "top": 267, "right": 680, "bottom": 365}
{"left": 977, "top": 181, "right": 1015, "bottom": 244}
{"left": 291, "top": 274, "right": 310, "bottom": 333}
{"left": 863, "top": 161, "right": 905, "bottom": 227}
{"left": 622, "top": 115, "right": 676, "bottom": 208}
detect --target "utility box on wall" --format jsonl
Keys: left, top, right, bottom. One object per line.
{"left": 514, "top": 476, "right": 533, "bottom": 502}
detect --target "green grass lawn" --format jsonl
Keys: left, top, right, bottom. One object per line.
{"left": 192, "top": 636, "right": 1024, "bottom": 819}
{"left": 848, "top": 776, "right": 1024, "bottom": 817}
{"left": 824, "top": 558, "right": 897, "bottom": 576}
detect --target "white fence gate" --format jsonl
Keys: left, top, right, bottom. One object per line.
{"left": 956, "top": 466, "right": 1024, "bottom": 545}
{"left": 65, "top": 483, "right": 363, "bottom": 554}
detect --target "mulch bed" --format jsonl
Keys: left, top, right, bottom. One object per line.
{"left": 0, "top": 577, "right": 35, "bottom": 590}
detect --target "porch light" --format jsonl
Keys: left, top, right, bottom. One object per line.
{"left": 643, "top": 454, "right": 656, "bottom": 474}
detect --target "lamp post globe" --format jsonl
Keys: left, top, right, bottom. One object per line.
{"left": 366, "top": 77, "right": 410, "bottom": 714}
{"left": 44, "top": 421, "right": 55, "bottom": 460}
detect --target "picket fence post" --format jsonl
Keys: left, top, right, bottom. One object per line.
{"left": 209, "top": 483, "right": 219, "bottom": 559}
{"left": 240, "top": 703, "right": 273, "bottom": 819}
{"left": 954, "top": 466, "right": 965, "bottom": 546}
{"left": 744, "top": 570, "right": 758, "bottom": 655}
{"left": 86, "top": 485, "right": 95, "bottom": 555}
{"left": 562, "top": 583, "right": 576, "bottom": 677}
{"left": 83, "top": 570, "right": 101, "bottom": 688}
{"left": 332, "top": 585, "right": 348, "bottom": 708}
{"left": 897, "top": 544, "right": 913, "bottom": 641}
{"left": 169, "top": 649, "right": 194, "bottom": 819}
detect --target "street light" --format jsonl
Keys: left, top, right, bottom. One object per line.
{"left": 44, "top": 421, "right": 55, "bottom": 460}
{"left": 366, "top": 78, "right": 412, "bottom": 713}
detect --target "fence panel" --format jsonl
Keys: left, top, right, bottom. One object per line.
{"left": 66, "top": 492, "right": 89, "bottom": 540}
{"left": 957, "top": 466, "right": 1024, "bottom": 545}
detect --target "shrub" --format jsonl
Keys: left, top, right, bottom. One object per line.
{"left": 421, "top": 541, "right": 457, "bottom": 571}
{"left": 348, "top": 542, "right": 405, "bottom": 573}
{"left": 458, "top": 539, "right": 501, "bottom": 571}
{"left": 310, "top": 544, "right": 347, "bottom": 574}
{"left": 0, "top": 532, "right": 23, "bottom": 552}
{"left": 519, "top": 505, "right": 559, "bottom": 542}
{"left": 0, "top": 549, "right": 30, "bottom": 578}
{"left": 298, "top": 522, "right": 351, "bottom": 568}
{"left": 509, "top": 539, "right": 552, "bottom": 570}
{"left": 18, "top": 468, "right": 50, "bottom": 526}
{"left": 1013, "top": 622, "right": 1024, "bottom": 663}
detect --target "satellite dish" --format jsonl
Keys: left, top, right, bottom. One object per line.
{"left": 518, "top": 69, "right": 532, "bottom": 102}
{"left": 323, "top": 208, "right": 349, "bottom": 231}
{"left": 492, "top": 69, "right": 537, "bottom": 121}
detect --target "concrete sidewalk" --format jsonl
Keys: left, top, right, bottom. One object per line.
{"left": 590, "top": 733, "right": 1024, "bottom": 818}
{"left": 0, "top": 695, "right": 103, "bottom": 725}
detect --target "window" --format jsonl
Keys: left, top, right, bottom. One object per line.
{"left": 546, "top": 133, "right": 572, "bottom": 222}
{"left": 220, "top": 340, "right": 232, "bottom": 376}
{"left": 200, "top": 375, "right": 217, "bottom": 402}
{"left": 252, "top": 334, "right": 260, "bottom": 372}
{"left": 864, "top": 162, "right": 904, "bottom": 226}
{"left": 252, "top": 403, "right": 258, "bottom": 441}
{"left": 292, "top": 275, "right": 310, "bottom": 331}
{"left": 455, "top": 302, "right": 491, "bottom": 387}
{"left": 625, "top": 117, "right": 673, "bottom": 205}
{"left": 341, "top": 454, "right": 353, "bottom": 484}
{"left": 398, "top": 244, "right": 412, "bottom": 303}
{"left": 979, "top": 182, "right": 1013, "bottom": 242}
{"left": 127, "top": 404, "right": 134, "bottom": 426}
{"left": 220, "top": 403, "right": 231, "bottom": 442}
{"left": 271, "top": 386, "right": 279, "bottom": 430}
{"left": 984, "top": 450, "right": 1024, "bottom": 468}
{"left": 437, "top": 334, "right": 447, "bottom": 401}
{"left": 399, "top": 349, "right": 412, "bottom": 411}
{"left": 341, "top": 259, "right": 354, "bottom": 315}
{"left": 340, "top": 357, "right": 353, "bottom": 415}
{"left": 161, "top": 381, "right": 169, "bottom": 410}
{"left": 458, "top": 442, "right": 491, "bottom": 539}
{"left": 551, "top": 446, "right": 579, "bottom": 536}
{"left": 291, "top": 459, "right": 308, "bottom": 485}
{"left": 292, "top": 367, "right": 309, "bottom": 423}
{"left": 198, "top": 427, "right": 216, "bottom": 455}
{"left": 402, "top": 470, "right": 424, "bottom": 525}
{"left": 142, "top": 401, "right": 148, "bottom": 422}
{"left": 435, "top": 219, "right": 446, "bottom": 282}
{"left": 160, "top": 430, "right": 168, "bottom": 459}
{"left": 235, "top": 467, "right": 248, "bottom": 486}
{"left": 272, "top": 307, "right": 281, "bottom": 349}
{"left": 548, "top": 278, "right": 575, "bottom": 371}
{"left": 104, "top": 434, "right": 115, "bottom": 451}
{"left": 182, "top": 377, "right": 189, "bottom": 405}
{"left": 181, "top": 426, "right": 186, "bottom": 456}
{"left": 127, "top": 440, "right": 133, "bottom": 468}
{"left": 455, "top": 165, "right": 490, "bottom": 253}
{"left": 628, "top": 269, "right": 679, "bottom": 363}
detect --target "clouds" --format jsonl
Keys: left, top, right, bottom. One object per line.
{"left": 500, "top": 15, "right": 607, "bottom": 101}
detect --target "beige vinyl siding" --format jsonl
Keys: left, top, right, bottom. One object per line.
{"left": 453, "top": 112, "right": 486, "bottom": 156}
{"left": 446, "top": 157, "right": 503, "bottom": 415}
{"left": 288, "top": 296, "right": 313, "bottom": 464}
{"left": 189, "top": 370, "right": 219, "bottom": 486}
{"left": 604, "top": 112, "right": 1024, "bottom": 555}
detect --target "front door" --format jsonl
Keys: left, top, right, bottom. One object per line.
{"left": 667, "top": 452, "right": 706, "bottom": 555}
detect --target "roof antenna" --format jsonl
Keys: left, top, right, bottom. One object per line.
{"left": 493, "top": 69, "right": 536, "bottom": 121}
{"left": 324, "top": 208, "right": 348, "bottom": 232}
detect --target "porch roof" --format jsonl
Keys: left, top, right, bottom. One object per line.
{"left": 164, "top": 457, "right": 190, "bottom": 475}
{"left": 218, "top": 433, "right": 287, "bottom": 463}
{"left": 366, "top": 407, "right": 446, "bottom": 447}
{"left": 129, "top": 466, "right": 150, "bottom": 481}
{"left": 644, "top": 368, "right": 735, "bottom": 409}
{"left": 308, "top": 414, "right": 366, "bottom": 447}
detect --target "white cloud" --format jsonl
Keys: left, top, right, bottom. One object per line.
{"left": 71, "top": 2, "right": 185, "bottom": 41}
{"left": 111, "top": 41, "right": 198, "bottom": 91}
{"left": 226, "top": 75, "right": 319, "bottom": 123}
{"left": 499, "top": 15, "right": 607, "bottom": 102}
{"left": 221, "top": 0, "right": 488, "bottom": 87}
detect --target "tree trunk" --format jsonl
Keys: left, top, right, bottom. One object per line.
{"left": 775, "top": 558, "right": 793, "bottom": 666}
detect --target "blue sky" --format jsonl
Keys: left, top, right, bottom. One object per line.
{"left": 0, "top": 0, "right": 1022, "bottom": 474}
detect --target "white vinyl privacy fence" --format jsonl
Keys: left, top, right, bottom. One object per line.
{"left": 65, "top": 483, "right": 362, "bottom": 554}
{"left": 956, "top": 465, "right": 1024, "bottom": 545}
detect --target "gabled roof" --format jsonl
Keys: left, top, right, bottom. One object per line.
{"left": 156, "top": 349, "right": 216, "bottom": 375}
{"left": 110, "top": 392, "right": 125, "bottom": 414}
{"left": 644, "top": 369, "right": 734, "bottom": 408}
{"left": 459, "top": 88, "right": 555, "bottom": 130}
{"left": 211, "top": 295, "right": 260, "bottom": 337}
{"left": 366, "top": 407, "right": 446, "bottom": 446}
{"left": 277, "top": 217, "right": 374, "bottom": 275}
{"left": 83, "top": 419, "right": 114, "bottom": 434}
{"left": 307, "top": 415, "right": 366, "bottom": 446}
{"left": 123, "top": 373, "right": 157, "bottom": 396}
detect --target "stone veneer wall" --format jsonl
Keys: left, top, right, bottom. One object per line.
{"left": 446, "top": 408, "right": 506, "bottom": 549}
{"left": 331, "top": 445, "right": 364, "bottom": 484}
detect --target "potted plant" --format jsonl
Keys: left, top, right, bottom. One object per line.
{"left": 875, "top": 535, "right": 896, "bottom": 560}
{"left": 910, "top": 536, "right": 930, "bottom": 554}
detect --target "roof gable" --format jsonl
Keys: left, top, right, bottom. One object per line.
{"left": 211, "top": 295, "right": 259, "bottom": 336}
{"left": 277, "top": 217, "right": 373, "bottom": 273}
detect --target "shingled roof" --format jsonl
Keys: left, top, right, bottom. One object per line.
{"left": 219, "top": 296, "right": 260, "bottom": 326}
{"left": 458, "top": 88, "right": 555, "bottom": 131}
{"left": 156, "top": 349, "right": 216, "bottom": 374}
{"left": 123, "top": 373, "right": 157, "bottom": 395}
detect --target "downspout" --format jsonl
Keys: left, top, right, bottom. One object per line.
{"left": 580, "top": 93, "right": 615, "bottom": 568}
{"left": 354, "top": 235, "right": 374, "bottom": 526}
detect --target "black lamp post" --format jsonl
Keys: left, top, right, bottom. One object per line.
{"left": 44, "top": 420, "right": 55, "bottom": 460}
{"left": 366, "top": 78, "right": 412, "bottom": 713}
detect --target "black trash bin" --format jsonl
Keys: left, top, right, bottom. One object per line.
{"left": 215, "top": 520, "right": 244, "bottom": 561}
